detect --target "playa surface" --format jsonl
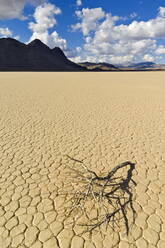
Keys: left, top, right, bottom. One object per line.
{"left": 0, "top": 72, "right": 165, "bottom": 248}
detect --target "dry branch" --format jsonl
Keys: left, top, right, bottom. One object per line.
{"left": 61, "top": 155, "right": 136, "bottom": 234}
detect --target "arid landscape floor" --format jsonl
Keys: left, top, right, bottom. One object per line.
{"left": 0, "top": 72, "right": 165, "bottom": 248}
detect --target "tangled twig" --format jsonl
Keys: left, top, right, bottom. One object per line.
{"left": 61, "top": 155, "right": 136, "bottom": 234}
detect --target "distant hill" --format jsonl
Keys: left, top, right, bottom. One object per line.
{"left": 0, "top": 38, "right": 87, "bottom": 71}
{"left": 79, "top": 62, "right": 119, "bottom": 71}
{"left": 117, "top": 62, "right": 158, "bottom": 70}
{"left": 126, "top": 62, "right": 156, "bottom": 69}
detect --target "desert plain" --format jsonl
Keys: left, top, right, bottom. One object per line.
{"left": 0, "top": 72, "right": 165, "bottom": 248}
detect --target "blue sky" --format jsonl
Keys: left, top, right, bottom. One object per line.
{"left": 0, "top": 0, "right": 165, "bottom": 64}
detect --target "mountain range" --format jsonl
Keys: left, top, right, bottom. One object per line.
{"left": 78, "top": 62, "right": 118, "bottom": 71}
{"left": 119, "top": 62, "right": 156, "bottom": 69}
{"left": 79, "top": 61, "right": 165, "bottom": 71}
{"left": 0, "top": 38, "right": 86, "bottom": 71}
{"left": 0, "top": 38, "right": 164, "bottom": 71}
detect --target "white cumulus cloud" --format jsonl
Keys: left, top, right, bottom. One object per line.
{"left": 76, "top": 0, "right": 82, "bottom": 6}
{"left": 143, "top": 54, "right": 155, "bottom": 62}
{"left": 159, "top": 7, "right": 165, "bottom": 18}
{"left": 0, "top": 0, "right": 43, "bottom": 20}
{"left": 28, "top": 3, "right": 67, "bottom": 50}
{"left": 0, "top": 27, "right": 13, "bottom": 37}
{"left": 155, "top": 45, "right": 165, "bottom": 54}
{"left": 72, "top": 8, "right": 105, "bottom": 35}
{"left": 29, "top": 3, "right": 61, "bottom": 33}
{"left": 70, "top": 6, "right": 165, "bottom": 64}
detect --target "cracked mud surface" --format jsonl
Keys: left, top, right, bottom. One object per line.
{"left": 0, "top": 72, "right": 165, "bottom": 248}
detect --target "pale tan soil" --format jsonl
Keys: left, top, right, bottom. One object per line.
{"left": 0, "top": 72, "right": 165, "bottom": 248}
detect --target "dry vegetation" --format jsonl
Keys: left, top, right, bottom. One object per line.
{"left": 60, "top": 155, "right": 137, "bottom": 235}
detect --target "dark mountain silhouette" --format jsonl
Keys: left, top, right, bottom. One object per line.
{"left": 28, "top": 39, "right": 49, "bottom": 50}
{"left": 0, "top": 38, "right": 86, "bottom": 71}
{"left": 52, "top": 47, "right": 67, "bottom": 59}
